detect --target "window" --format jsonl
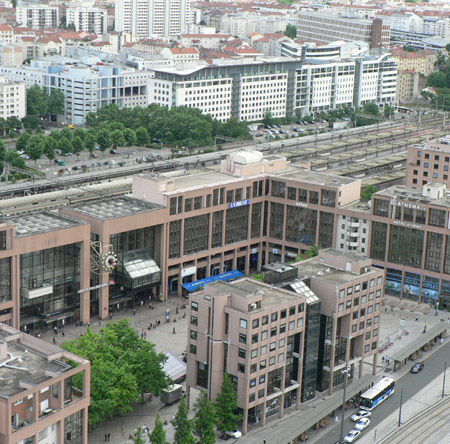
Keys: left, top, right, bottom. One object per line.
{"left": 261, "top": 345, "right": 267, "bottom": 355}
{"left": 249, "top": 393, "right": 256, "bottom": 403}
{"left": 354, "top": 297, "right": 360, "bottom": 306}
{"left": 347, "top": 287, "right": 353, "bottom": 295}
{"left": 353, "top": 311, "right": 358, "bottom": 320}
{"left": 360, "top": 308, "right": 366, "bottom": 316}
{"left": 373, "top": 328, "right": 378, "bottom": 337}
{"left": 270, "top": 341, "right": 276, "bottom": 351}
{"left": 262, "top": 315, "right": 268, "bottom": 325}
{"left": 372, "top": 341, "right": 377, "bottom": 350}
{"left": 365, "top": 344, "right": 370, "bottom": 353}
{"left": 289, "top": 320, "right": 295, "bottom": 330}
{"left": 297, "top": 318, "right": 304, "bottom": 327}
{"left": 377, "top": 276, "right": 382, "bottom": 285}
{"left": 374, "top": 315, "right": 379, "bottom": 324}
{"left": 338, "top": 303, "right": 344, "bottom": 312}
{"left": 251, "top": 349, "right": 258, "bottom": 358}
{"left": 365, "top": 331, "right": 371, "bottom": 340}
{"left": 339, "top": 289, "right": 345, "bottom": 299}
{"left": 360, "top": 321, "right": 365, "bottom": 330}
{"left": 280, "top": 323, "right": 286, "bottom": 333}
{"left": 252, "top": 333, "right": 258, "bottom": 344}
{"left": 375, "top": 303, "right": 380, "bottom": 311}
{"left": 355, "top": 284, "right": 360, "bottom": 292}
{"left": 278, "top": 353, "right": 285, "bottom": 363}
{"left": 271, "top": 327, "right": 277, "bottom": 337}
{"left": 239, "top": 333, "right": 247, "bottom": 344}
{"left": 258, "top": 389, "right": 265, "bottom": 399}
{"left": 280, "top": 309, "right": 287, "bottom": 319}
{"left": 190, "top": 330, "right": 197, "bottom": 340}
{"left": 279, "top": 338, "right": 285, "bottom": 347}
{"left": 346, "top": 300, "right": 352, "bottom": 309}
{"left": 352, "top": 324, "right": 357, "bottom": 333}
{"left": 370, "top": 279, "right": 375, "bottom": 288}
{"left": 369, "top": 292, "right": 374, "bottom": 300}
{"left": 239, "top": 348, "right": 246, "bottom": 359}
{"left": 238, "top": 363, "right": 245, "bottom": 373}
{"left": 368, "top": 305, "right": 373, "bottom": 314}
{"left": 250, "top": 364, "right": 257, "bottom": 373}
{"left": 250, "top": 378, "right": 256, "bottom": 388}
{"left": 252, "top": 318, "right": 259, "bottom": 329}
{"left": 191, "top": 301, "right": 198, "bottom": 311}
{"left": 190, "top": 316, "right": 198, "bottom": 326}
{"left": 190, "top": 344, "right": 197, "bottom": 354}
{"left": 259, "top": 375, "right": 266, "bottom": 384}
{"left": 261, "top": 330, "right": 268, "bottom": 340}
{"left": 260, "top": 360, "right": 266, "bottom": 369}
{"left": 240, "top": 319, "right": 248, "bottom": 329}
{"left": 367, "top": 318, "right": 372, "bottom": 327}
{"left": 298, "top": 303, "right": 304, "bottom": 313}
{"left": 362, "top": 295, "right": 367, "bottom": 304}
{"left": 271, "top": 312, "right": 278, "bottom": 322}
{"left": 269, "top": 356, "right": 276, "bottom": 366}
{"left": 289, "top": 306, "right": 296, "bottom": 316}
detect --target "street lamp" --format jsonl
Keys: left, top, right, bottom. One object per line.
{"left": 339, "top": 364, "right": 351, "bottom": 443}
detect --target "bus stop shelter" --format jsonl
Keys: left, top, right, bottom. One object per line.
{"left": 389, "top": 322, "right": 448, "bottom": 372}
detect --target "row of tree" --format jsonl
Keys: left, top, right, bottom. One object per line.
{"left": 61, "top": 320, "right": 169, "bottom": 429}
{"left": 85, "top": 103, "right": 251, "bottom": 148}
{"left": 130, "top": 373, "right": 241, "bottom": 444}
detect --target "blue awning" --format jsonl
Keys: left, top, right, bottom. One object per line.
{"left": 182, "top": 270, "right": 244, "bottom": 292}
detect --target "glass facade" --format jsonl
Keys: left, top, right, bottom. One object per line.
{"left": 286, "top": 206, "right": 317, "bottom": 245}
{"left": 0, "top": 257, "right": 11, "bottom": 304}
{"left": 251, "top": 203, "right": 262, "bottom": 238}
{"left": 388, "top": 226, "right": 424, "bottom": 267}
{"left": 64, "top": 410, "right": 84, "bottom": 444}
{"left": 321, "top": 189, "right": 336, "bottom": 207}
{"left": 111, "top": 227, "right": 156, "bottom": 265}
{"left": 225, "top": 206, "right": 249, "bottom": 244}
{"left": 184, "top": 214, "right": 210, "bottom": 255}
{"left": 425, "top": 232, "right": 443, "bottom": 272}
{"left": 370, "top": 222, "right": 387, "bottom": 261}
{"left": 212, "top": 211, "right": 223, "bottom": 248}
{"left": 20, "top": 244, "right": 81, "bottom": 318}
{"left": 373, "top": 198, "right": 389, "bottom": 217}
{"left": 318, "top": 212, "right": 334, "bottom": 248}
{"left": 169, "top": 220, "right": 181, "bottom": 259}
{"left": 270, "top": 202, "right": 284, "bottom": 240}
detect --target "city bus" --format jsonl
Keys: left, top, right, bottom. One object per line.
{"left": 359, "top": 377, "right": 395, "bottom": 410}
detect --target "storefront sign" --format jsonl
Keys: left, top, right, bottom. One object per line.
{"left": 390, "top": 199, "right": 425, "bottom": 211}
{"left": 229, "top": 199, "right": 249, "bottom": 209}
{"left": 392, "top": 220, "right": 422, "bottom": 229}
{"left": 296, "top": 202, "right": 308, "bottom": 208}
{"left": 78, "top": 280, "right": 115, "bottom": 294}
{"left": 182, "top": 266, "right": 197, "bottom": 277}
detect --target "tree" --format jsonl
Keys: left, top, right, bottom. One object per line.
{"left": 44, "top": 137, "right": 56, "bottom": 164}
{"left": 285, "top": 24, "right": 297, "bottom": 39}
{"left": 149, "top": 415, "right": 169, "bottom": 444}
{"left": 60, "top": 127, "right": 74, "bottom": 141}
{"left": 74, "top": 128, "right": 86, "bottom": 141}
{"left": 58, "top": 136, "right": 73, "bottom": 155}
{"left": 62, "top": 320, "right": 168, "bottom": 429}
{"left": 214, "top": 372, "right": 241, "bottom": 436}
{"left": 7, "top": 116, "right": 22, "bottom": 133}
{"left": 123, "top": 128, "right": 137, "bottom": 147}
{"left": 428, "top": 71, "right": 448, "bottom": 88}
{"left": 446, "top": 43, "right": 450, "bottom": 52}
{"left": 172, "top": 396, "right": 195, "bottom": 444}
{"left": 72, "top": 136, "right": 84, "bottom": 156}
{"left": 85, "top": 132, "right": 96, "bottom": 153}
{"left": 361, "top": 185, "right": 377, "bottom": 201}
{"left": 384, "top": 105, "right": 394, "bottom": 119}
{"left": 25, "top": 134, "right": 45, "bottom": 166}
{"left": 129, "top": 427, "right": 146, "bottom": 444}
{"left": 193, "top": 391, "right": 216, "bottom": 444}
{"left": 96, "top": 128, "right": 111, "bottom": 151}
{"left": 0, "top": 118, "right": 7, "bottom": 136}
{"left": 362, "top": 102, "right": 380, "bottom": 116}
{"left": 111, "top": 129, "right": 125, "bottom": 149}
{"left": 47, "top": 89, "right": 65, "bottom": 117}
{"left": 16, "top": 132, "right": 31, "bottom": 151}
{"left": 22, "top": 114, "right": 40, "bottom": 130}
{"left": 27, "top": 85, "right": 48, "bottom": 117}
{"left": 135, "top": 126, "right": 149, "bottom": 146}
{"left": 262, "top": 110, "right": 274, "bottom": 128}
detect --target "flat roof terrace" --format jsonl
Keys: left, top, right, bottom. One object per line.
{"left": 70, "top": 195, "right": 163, "bottom": 220}
{"left": 6, "top": 212, "right": 86, "bottom": 238}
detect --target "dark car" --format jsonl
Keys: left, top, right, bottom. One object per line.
{"left": 410, "top": 362, "right": 424, "bottom": 373}
{"left": 72, "top": 165, "right": 81, "bottom": 171}
{"left": 109, "top": 149, "right": 118, "bottom": 154}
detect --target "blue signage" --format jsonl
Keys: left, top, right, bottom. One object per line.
{"left": 229, "top": 199, "right": 249, "bottom": 208}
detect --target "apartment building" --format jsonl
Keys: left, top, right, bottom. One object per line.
{"left": 0, "top": 59, "right": 151, "bottom": 125}
{"left": 148, "top": 57, "right": 298, "bottom": 122}
{"left": 0, "top": 76, "right": 26, "bottom": 120}
{"left": 406, "top": 139, "right": 450, "bottom": 189}
{"left": 0, "top": 323, "right": 90, "bottom": 444}
{"left": 16, "top": 6, "right": 59, "bottom": 30}
{"left": 295, "top": 12, "right": 390, "bottom": 49}
{"left": 185, "top": 249, "right": 382, "bottom": 433}
{"left": 396, "top": 69, "right": 420, "bottom": 104}
{"left": 66, "top": 7, "right": 108, "bottom": 36}
{"left": 391, "top": 48, "right": 437, "bottom": 77}
{"left": 0, "top": 43, "right": 23, "bottom": 67}
{"left": 0, "top": 23, "right": 13, "bottom": 43}
{"left": 115, "top": 0, "right": 193, "bottom": 38}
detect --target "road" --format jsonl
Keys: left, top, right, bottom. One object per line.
{"left": 314, "top": 341, "right": 450, "bottom": 444}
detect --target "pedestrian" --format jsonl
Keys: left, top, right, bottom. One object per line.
{"left": 173, "top": 327, "right": 176, "bottom": 334}
{"left": 176, "top": 306, "right": 179, "bottom": 315}
{"left": 104, "top": 433, "right": 107, "bottom": 442}
{"left": 62, "top": 331, "right": 65, "bottom": 337}
{"left": 140, "top": 300, "right": 144, "bottom": 307}
{"left": 53, "top": 337, "right": 56, "bottom": 344}
{"left": 133, "top": 309, "right": 136, "bottom": 316}
{"left": 440, "top": 337, "right": 443, "bottom": 344}
{"left": 108, "top": 433, "right": 110, "bottom": 442}
{"left": 335, "top": 415, "right": 338, "bottom": 423}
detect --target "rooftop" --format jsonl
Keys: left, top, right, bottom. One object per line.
{"left": 70, "top": 195, "right": 162, "bottom": 220}
{"left": 376, "top": 185, "right": 450, "bottom": 208}
{"left": 0, "top": 325, "right": 85, "bottom": 398}
{"left": 7, "top": 212, "right": 85, "bottom": 237}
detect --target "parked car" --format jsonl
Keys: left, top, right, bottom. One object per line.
{"left": 351, "top": 410, "right": 371, "bottom": 422}
{"left": 20, "top": 154, "right": 30, "bottom": 159}
{"left": 410, "top": 361, "right": 424, "bottom": 373}
{"left": 109, "top": 149, "right": 118, "bottom": 154}
{"left": 225, "top": 430, "right": 242, "bottom": 439}
{"left": 344, "top": 430, "right": 360, "bottom": 443}
{"left": 58, "top": 168, "right": 68, "bottom": 174}
{"left": 89, "top": 153, "right": 98, "bottom": 158}
{"left": 72, "top": 166, "right": 81, "bottom": 171}
{"left": 55, "top": 159, "right": 66, "bottom": 166}
{"left": 354, "top": 417, "right": 370, "bottom": 431}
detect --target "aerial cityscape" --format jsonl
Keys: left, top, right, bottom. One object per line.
{"left": 0, "top": 0, "right": 449, "bottom": 443}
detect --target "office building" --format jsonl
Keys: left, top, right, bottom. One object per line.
{"left": 149, "top": 57, "right": 298, "bottom": 122}
{"left": 115, "top": 0, "right": 193, "bottom": 38}
{"left": 66, "top": 7, "right": 108, "bottom": 36}
{"left": 185, "top": 249, "right": 382, "bottom": 433}
{"left": 295, "top": 12, "right": 390, "bottom": 50}
{"left": 16, "top": 6, "right": 59, "bottom": 30}
{"left": 0, "top": 59, "right": 151, "bottom": 125}
{"left": 0, "top": 323, "right": 90, "bottom": 444}
{"left": 0, "top": 76, "right": 26, "bottom": 120}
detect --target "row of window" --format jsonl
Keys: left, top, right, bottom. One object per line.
{"left": 241, "top": 304, "right": 305, "bottom": 331}
{"left": 338, "top": 277, "right": 382, "bottom": 299}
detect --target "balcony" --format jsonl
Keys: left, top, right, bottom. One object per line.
{"left": 349, "top": 222, "right": 360, "bottom": 228}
